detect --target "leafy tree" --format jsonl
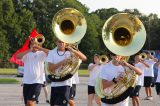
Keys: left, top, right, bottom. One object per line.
{"left": 0, "top": 0, "right": 18, "bottom": 67}
{"left": 0, "top": 29, "right": 10, "bottom": 67}
{"left": 94, "top": 8, "right": 119, "bottom": 22}
{"left": 1, "top": 0, "right": 160, "bottom": 68}
{"left": 0, "top": 0, "right": 35, "bottom": 67}
{"left": 17, "top": 8, "right": 35, "bottom": 47}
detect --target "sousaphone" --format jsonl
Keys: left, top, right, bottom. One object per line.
{"left": 52, "top": 8, "right": 87, "bottom": 44}
{"left": 46, "top": 8, "right": 87, "bottom": 82}
{"left": 102, "top": 13, "right": 146, "bottom": 56}
{"left": 95, "top": 13, "right": 146, "bottom": 104}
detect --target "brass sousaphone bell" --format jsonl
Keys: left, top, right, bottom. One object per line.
{"left": 95, "top": 13, "right": 146, "bottom": 104}
{"left": 102, "top": 13, "right": 146, "bottom": 56}
{"left": 46, "top": 8, "right": 87, "bottom": 82}
{"left": 52, "top": 8, "right": 87, "bottom": 44}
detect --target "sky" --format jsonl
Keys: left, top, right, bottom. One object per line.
{"left": 78, "top": 0, "right": 160, "bottom": 17}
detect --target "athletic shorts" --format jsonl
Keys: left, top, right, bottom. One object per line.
{"left": 23, "top": 83, "right": 42, "bottom": 104}
{"left": 69, "top": 84, "right": 76, "bottom": 100}
{"left": 130, "top": 85, "right": 141, "bottom": 98}
{"left": 151, "top": 77, "right": 155, "bottom": 87}
{"left": 155, "top": 83, "right": 160, "bottom": 95}
{"left": 144, "top": 77, "right": 153, "bottom": 87}
{"left": 50, "top": 86, "right": 70, "bottom": 106}
{"left": 88, "top": 85, "right": 95, "bottom": 95}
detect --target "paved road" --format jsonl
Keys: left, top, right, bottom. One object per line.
{"left": 0, "top": 76, "right": 160, "bottom": 106}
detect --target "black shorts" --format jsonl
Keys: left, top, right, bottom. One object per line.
{"left": 144, "top": 77, "right": 153, "bottom": 87}
{"left": 88, "top": 85, "right": 95, "bottom": 95}
{"left": 130, "top": 85, "right": 141, "bottom": 98}
{"left": 151, "top": 77, "right": 155, "bottom": 87}
{"left": 23, "top": 83, "right": 42, "bottom": 104}
{"left": 42, "top": 81, "right": 47, "bottom": 87}
{"left": 155, "top": 83, "right": 160, "bottom": 95}
{"left": 50, "top": 86, "right": 70, "bottom": 106}
{"left": 69, "top": 84, "right": 76, "bottom": 100}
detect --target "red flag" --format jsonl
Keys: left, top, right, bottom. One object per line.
{"left": 10, "top": 28, "right": 38, "bottom": 66}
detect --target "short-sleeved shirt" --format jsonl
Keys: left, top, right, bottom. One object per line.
{"left": 144, "top": 59, "right": 156, "bottom": 77}
{"left": 99, "top": 61, "right": 129, "bottom": 106}
{"left": 72, "top": 72, "right": 80, "bottom": 84}
{"left": 135, "top": 62, "right": 146, "bottom": 86}
{"left": 100, "top": 61, "right": 124, "bottom": 81}
{"left": 71, "top": 59, "right": 82, "bottom": 84}
{"left": 88, "top": 63, "right": 103, "bottom": 86}
{"left": 46, "top": 47, "right": 72, "bottom": 87}
{"left": 42, "top": 73, "right": 46, "bottom": 82}
{"left": 22, "top": 51, "right": 47, "bottom": 84}
{"left": 156, "top": 66, "right": 160, "bottom": 83}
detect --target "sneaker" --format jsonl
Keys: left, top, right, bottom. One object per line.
{"left": 148, "top": 96, "right": 153, "bottom": 100}
{"left": 46, "top": 100, "right": 50, "bottom": 103}
{"left": 144, "top": 96, "right": 150, "bottom": 100}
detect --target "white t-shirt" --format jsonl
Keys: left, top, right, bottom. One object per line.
{"left": 72, "top": 72, "right": 80, "bottom": 84}
{"left": 156, "top": 66, "right": 160, "bottom": 83}
{"left": 134, "top": 62, "right": 146, "bottom": 86}
{"left": 72, "top": 59, "right": 82, "bottom": 84}
{"left": 88, "top": 63, "right": 103, "bottom": 86}
{"left": 99, "top": 61, "right": 129, "bottom": 106}
{"left": 144, "top": 59, "right": 156, "bottom": 77}
{"left": 46, "top": 47, "right": 72, "bottom": 87}
{"left": 43, "top": 73, "right": 46, "bottom": 82}
{"left": 22, "top": 51, "right": 47, "bottom": 84}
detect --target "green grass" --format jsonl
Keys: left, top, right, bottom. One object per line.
{"left": 0, "top": 68, "right": 89, "bottom": 76}
{"left": 0, "top": 68, "right": 17, "bottom": 75}
{"left": 0, "top": 78, "right": 19, "bottom": 84}
{"left": 78, "top": 69, "right": 89, "bottom": 76}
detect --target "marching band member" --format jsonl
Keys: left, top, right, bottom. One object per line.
{"left": 46, "top": 39, "right": 87, "bottom": 106}
{"left": 99, "top": 53, "right": 142, "bottom": 106}
{"left": 143, "top": 52, "right": 158, "bottom": 100}
{"left": 155, "top": 61, "right": 160, "bottom": 102}
{"left": 42, "top": 73, "right": 50, "bottom": 103}
{"left": 16, "top": 38, "right": 49, "bottom": 106}
{"left": 130, "top": 54, "right": 149, "bottom": 106}
{"left": 87, "top": 54, "right": 103, "bottom": 106}
{"left": 69, "top": 71, "right": 80, "bottom": 106}
{"left": 36, "top": 73, "right": 50, "bottom": 104}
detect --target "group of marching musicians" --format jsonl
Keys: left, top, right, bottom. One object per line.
{"left": 16, "top": 38, "right": 87, "bottom": 106}
{"left": 87, "top": 51, "right": 160, "bottom": 106}
{"left": 16, "top": 35, "right": 160, "bottom": 106}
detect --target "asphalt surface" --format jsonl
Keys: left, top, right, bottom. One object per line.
{"left": 0, "top": 75, "right": 160, "bottom": 106}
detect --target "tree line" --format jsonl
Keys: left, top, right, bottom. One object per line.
{"left": 1, "top": 0, "right": 160, "bottom": 68}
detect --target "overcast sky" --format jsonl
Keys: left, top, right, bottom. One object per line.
{"left": 78, "top": 0, "right": 160, "bottom": 17}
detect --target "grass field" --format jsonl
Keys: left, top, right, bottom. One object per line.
{"left": 0, "top": 68, "right": 17, "bottom": 75}
{"left": 0, "top": 68, "right": 89, "bottom": 76}
{"left": 78, "top": 69, "right": 89, "bottom": 76}
{"left": 0, "top": 78, "right": 19, "bottom": 84}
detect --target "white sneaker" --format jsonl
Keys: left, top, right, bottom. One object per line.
{"left": 148, "top": 96, "right": 153, "bottom": 100}
{"left": 144, "top": 96, "right": 150, "bottom": 100}
{"left": 144, "top": 96, "right": 148, "bottom": 100}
